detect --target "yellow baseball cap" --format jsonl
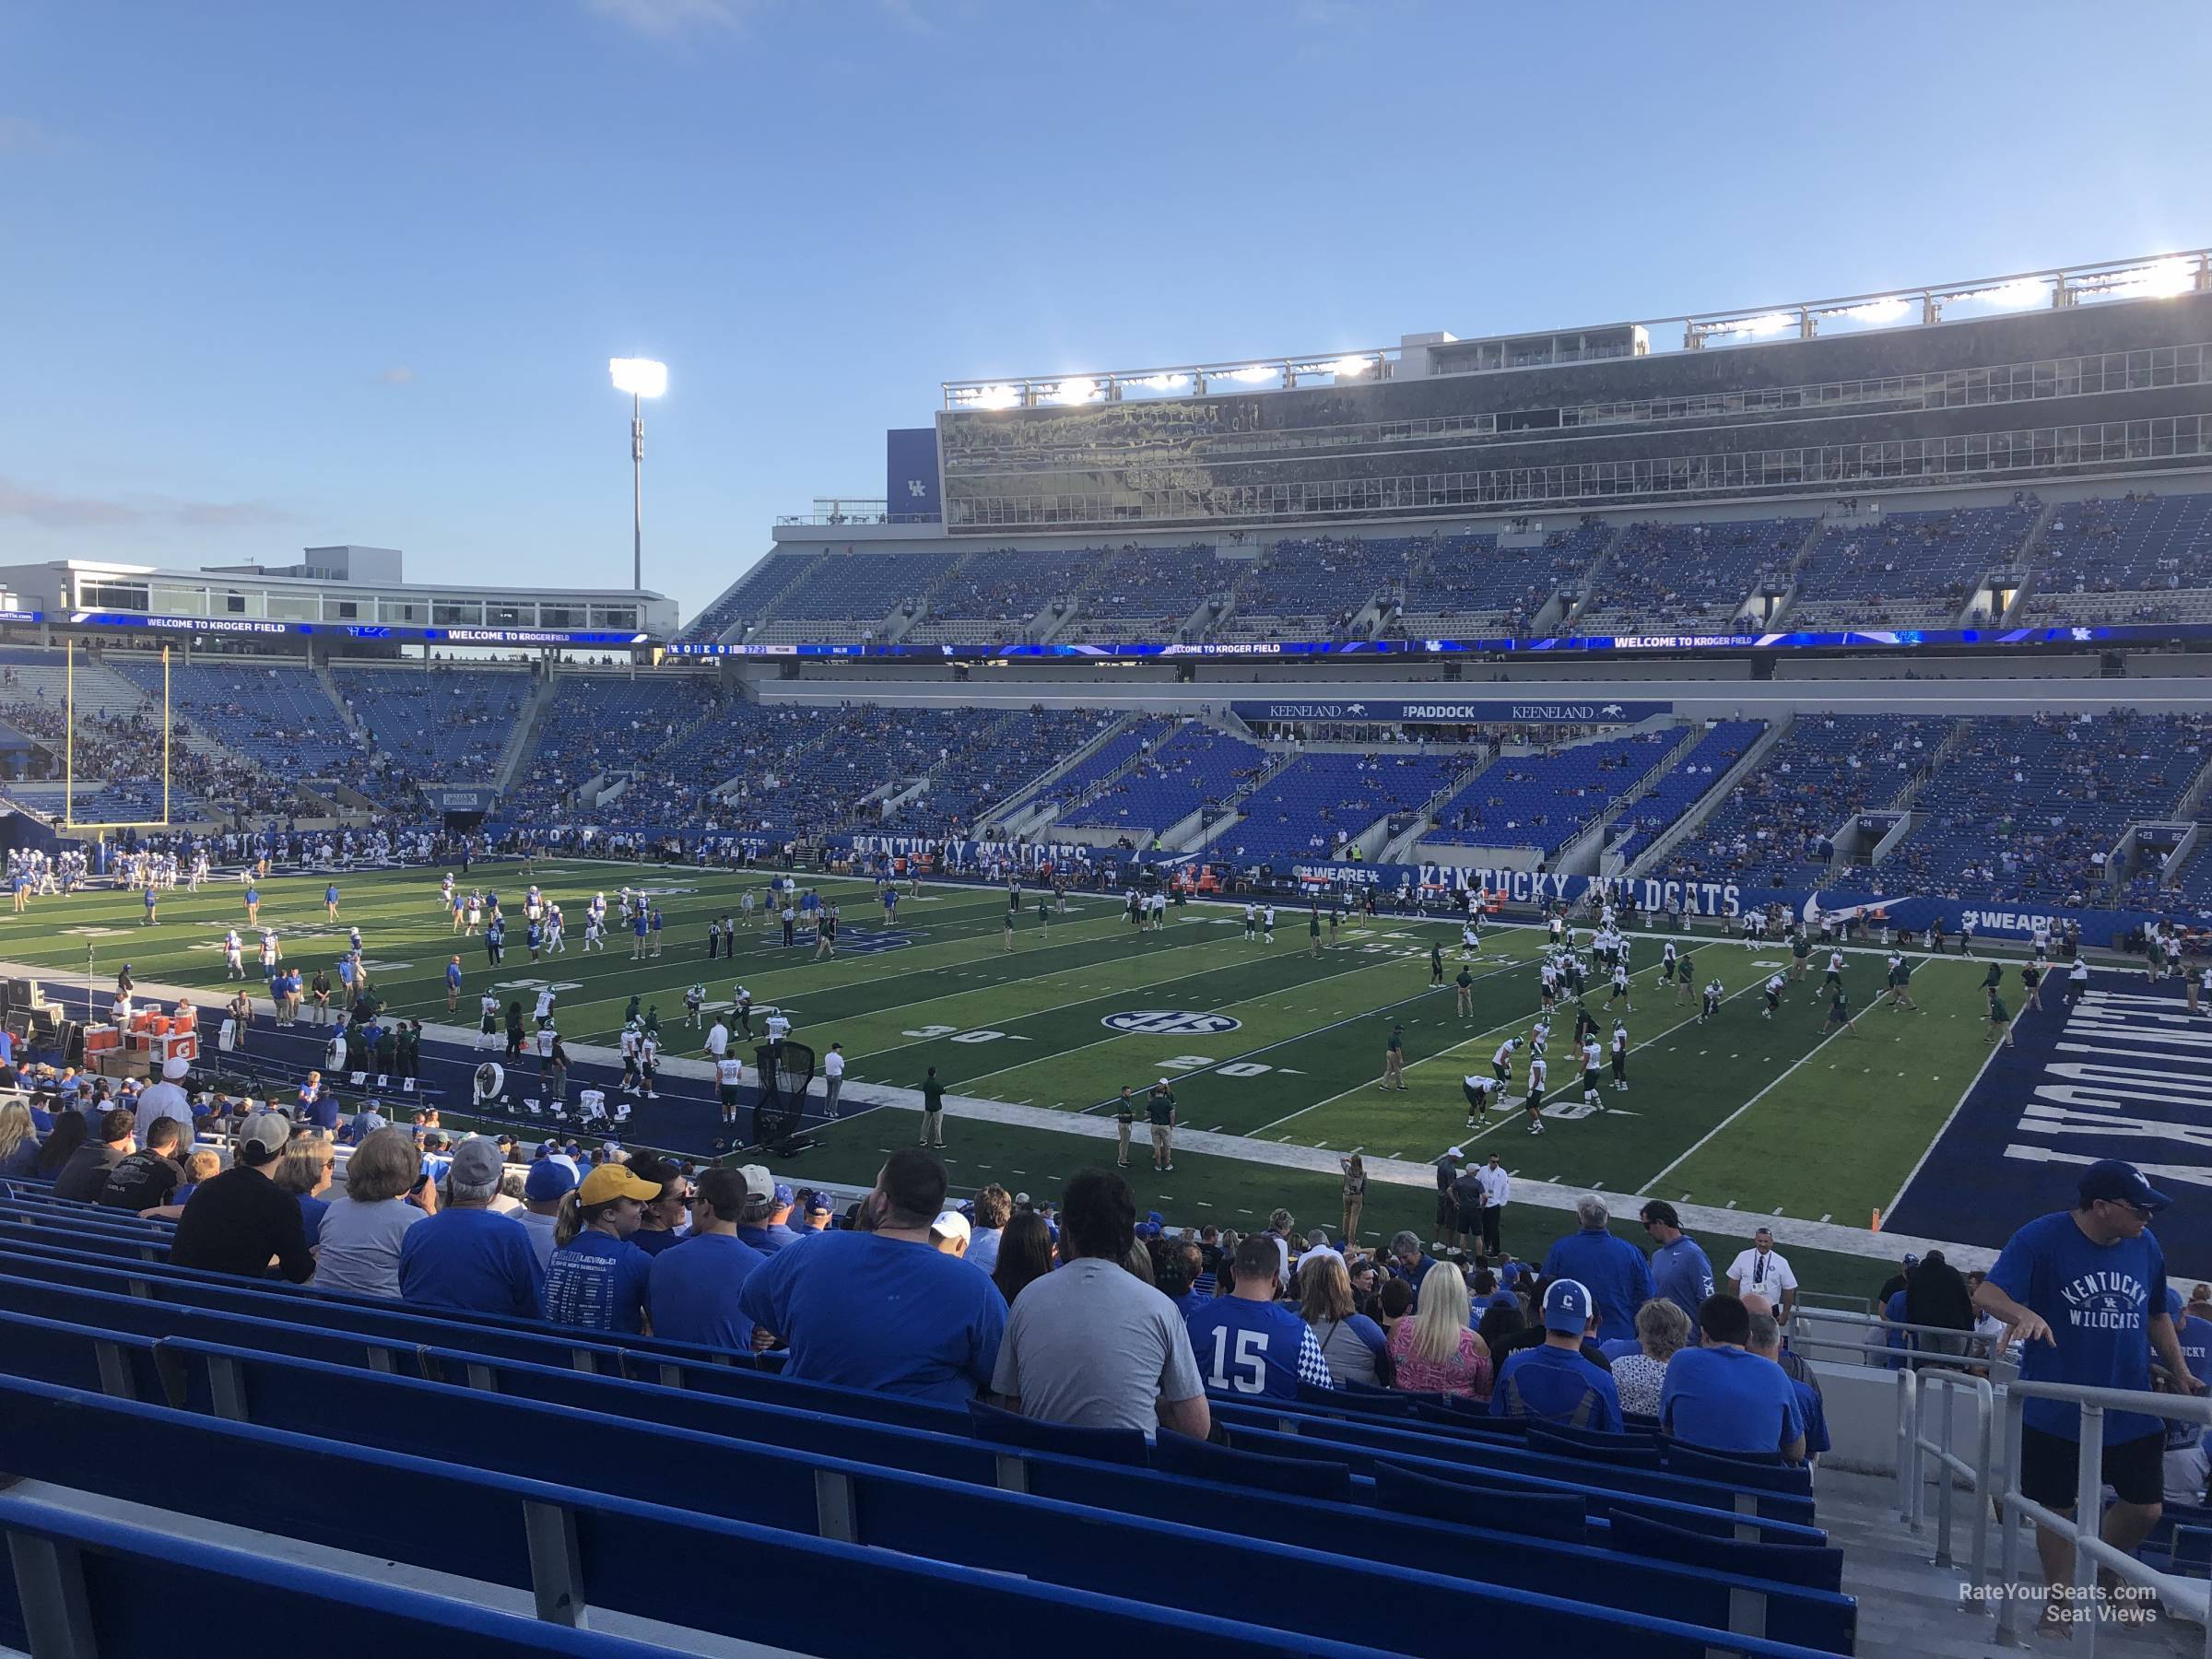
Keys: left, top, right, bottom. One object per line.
{"left": 578, "top": 1163, "right": 662, "bottom": 1206}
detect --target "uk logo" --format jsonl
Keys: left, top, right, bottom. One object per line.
{"left": 1102, "top": 1010, "right": 1243, "bottom": 1035}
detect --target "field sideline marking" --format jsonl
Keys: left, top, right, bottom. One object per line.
{"left": 1879, "top": 988, "right": 2041, "bottom": 1217}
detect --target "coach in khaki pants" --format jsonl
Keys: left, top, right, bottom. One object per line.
{"left": 1147, "top": 1079, "right": 1177, "bottom": 1173}
{"left": 1114, "top": 1087, "right": 1135, "bottom": 1168}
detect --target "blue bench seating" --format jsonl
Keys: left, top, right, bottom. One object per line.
{"left": 0, "top": 1241, "right": 1820, "bottom": 1536}
{"left": 0, "top": 1492, "right": 671, "bottom": 1659}
{"left": 0, "top": 1309, "right": 1853, "bottom": 1655}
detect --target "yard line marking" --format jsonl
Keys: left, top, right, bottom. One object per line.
{"left": 1635, "top": 1011, "right": 1865, "bottom": 1196}
{"left": 977, "top": 944, "right": 1546, "bottom": 1107}
{"left": 1257, "top": 961, "right": 1751, "bottom": 1140}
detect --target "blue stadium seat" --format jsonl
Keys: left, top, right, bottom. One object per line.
{"left": 0, "top": 1367, "right": 1852, "bottom": 1656}
{"left": 967, "top": 1397, "right": 1151, "bottom": 1465}
{"left": 0, "top": 1492, "right": 670, "bottom": 1659}
{"left": 1156, "top": 1427, "right": 1357, "bottom": 1501}
{"left": 0, "top": 1293, "right": 1855, "bottom": 1651}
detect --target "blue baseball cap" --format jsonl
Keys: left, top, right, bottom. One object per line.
{"left": 772, "top": 1182, "right": 794, "bottom": 1209}
{"left": 524, "top": 1160, "right": 577, "bottom": 1201}
{"left": 2078, "top": 1159, "right": 2173, "bottom": 1214}
{"left": 1542, "top": 1278, "right": 1594, "bottom": 1335}
{"left": 1498, "top": 1262, "right": 1523, "bottom": 1286}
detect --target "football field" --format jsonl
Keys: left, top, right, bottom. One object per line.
{"left": 0, "top": 859, "right": 2030, "bottom": 1295}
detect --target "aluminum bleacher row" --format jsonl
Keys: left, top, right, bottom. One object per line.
{"left": 0, "top": 1176, "right": 1853, "bottom": 1658}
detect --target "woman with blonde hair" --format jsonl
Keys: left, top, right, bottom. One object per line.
{"left": 0, "top": 1100, "right": 37, "bottom": 1179}
{"left": 1386, "top": 1263, "right": 1492, "bottom": 1399}
{"left": 1609, "top": 1297, "right": 1692, "bottom": 1418}
{"left": 271, "top": 1136, "right": 338, "bottom": 1249}
{"left": 1299, "top": 1253, "right": 1389, "bottom": 1387}
{"left": 1339, "top": 1153, "right": 1367, "bottom": 1245}
{"left": 312, "top": 1127, "right": 426, "bottom": 1299}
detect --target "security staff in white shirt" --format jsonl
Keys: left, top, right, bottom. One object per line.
{"left": 822, "top": 1041, "right": 846, "bottom": 1115}
{"left": 1726, "top": 1227, "right": 1798, "bottom": 1316}
{"left": 1475, "top": 1153, "right": 1511, "bottom": 1255}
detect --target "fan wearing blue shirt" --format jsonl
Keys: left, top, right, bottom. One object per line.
{"left": 1660, "top": 1293, "right": 1806, "bottom": 1462}
{"left": 397, "top": 1138, "right": 544, "bottom": 1320}
{"left": 545, "top": 1162, "right": 660, "bottom": 1335}
{"left": 1492, "top": 1278, "right": 1622, "bottom": 1430}
{"left": 1748, "top": 1307, "right": 1827, "bottom": 1458}
{"left": 1185, "top": 1233, "right": 1335, "bottom": 1398}
{"left": 1974, "top": 1159, "right": 2206, "bottom": 1602}
{"left": 1540, "top": 1195, "right": 1655, "bottom": 1345}
{"left": 1638, "top": 1200, "right": 1716, "bottom": 1325}
{"left": 648, "top": 1167, "right": 770, "bottom": 1349}
{"left": 735, "top": 1148, "right": 1006, "bottom": 1406}
{"left": 2161, "top": 1288, "right": 2212, "bottom": 1506}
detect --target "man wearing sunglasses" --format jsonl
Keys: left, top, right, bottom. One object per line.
{"left": 648, "top": 1168, "right": 770, "bottom": 1349}
{"left": 1976, "top": 1159, "right": 2204, "bottom": 1620}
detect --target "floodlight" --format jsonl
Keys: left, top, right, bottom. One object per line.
{"left": 966, "top": 383, "right": 1021, "bottom": 410}
{"left": 1726, "top": 312, "right": 1795, "bottom": 338}
{"left": 1830, "top": 296, "right": 1911, "bottom": 325}
{"left": 609, "top": 358, "right": 668, "bottom": 398}
{"left": 1956, "top": 277, "right": 2048, "bottom": 311}
{"left": 609, "top": 357, "right": 669, "bottom": 590}
{"left": 1221, "top": 366, "right": 1277, "bottom": 384}
{"left": 2086, "top": 257, "right": 2194, "bottom": 301}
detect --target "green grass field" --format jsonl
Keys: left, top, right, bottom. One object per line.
{"left": 0, "top": 858, "right": 2018, "bottom": 1300}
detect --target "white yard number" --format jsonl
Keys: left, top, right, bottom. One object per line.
{"left": 899, "top": 1025, "right": 1008, "bottom": 1044}
{"left": 1217, "top": 1062, "right": 1273, "bottom": 1078}
{"left": 1158, "top": 1055, "right": 1214, "bottom": 1071}
{"left": 1206, "top": 1327, "right": 1269, "bottom": 1394}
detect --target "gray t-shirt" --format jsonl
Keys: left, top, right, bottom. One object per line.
{"left": 989, "top": 1258, "right": 1204, "bottom": 1434}
{"left": 517, "top": 1209, "right": 559, "bottom": 1270}
{"left": 312, "top": 1197, "right": 424, "bottom": 1299}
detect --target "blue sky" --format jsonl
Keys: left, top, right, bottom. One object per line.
{"left": 2, "top": 0, "right": 2206, "bottom": 619}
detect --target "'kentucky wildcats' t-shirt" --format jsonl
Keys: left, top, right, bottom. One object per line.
{"left": 544, "top": 1230, "right": 653, "bottom": 1335}
{"left": 1988, "top": 1211, "right": 2168, "bottom": 1443}
{"left": 735, "top": 1230, "right": 1006, "bottom": 1405}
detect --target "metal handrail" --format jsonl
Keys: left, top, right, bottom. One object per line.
{"left": 1786, "top": 1304, "right": 2006, "bottom": 1375}
{"left": 1993, "top": 1379, "right": 2212, "bottom": 1656}
{"left": 1908, "top": 1370, "right": 1994, "bottom": 1587}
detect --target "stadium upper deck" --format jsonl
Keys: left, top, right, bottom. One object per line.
{"left": 683, "top": 252, "right": 2212, "bottom": 656}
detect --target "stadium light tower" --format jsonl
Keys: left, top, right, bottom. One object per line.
{"left": 608, "top": 357, "right": 667, "bottom": 589}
